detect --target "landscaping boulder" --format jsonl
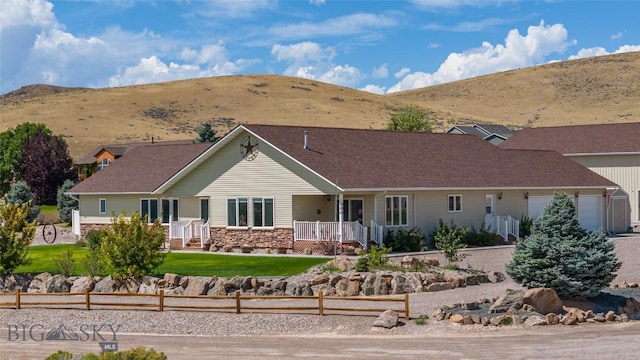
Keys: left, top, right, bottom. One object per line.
{"left": 426, "top": 282, "right": 452, "bottom": 292}
{"left": 487, "top": 271, "right": 506, "bottom": 283}
{"left": 421, "top": 257, "right": 440, "bottom": 268}
{"left": 308, "top": 273, "right": 329, "bottom": 286}
{"left": 46, "top": 275, "right": 71, "bottom": 293}
{"left": 546, "top": 313, "right": 560, "bottom": 325}
{"left": 183, "top": 277, "right": 211, "bottom": 296}
{"left": 524, "top": 314, "right": 548, "bottom": 326}
{"left": 163, "top": 273, "right": 181, "bottom": 288}
{"left": 207, "top": 280, "right": 228, "bottom": 296}
{"left": 326, "top": 256, "right": 355, "bottom": 271}
{"left": 93, "top": 276, "right": 123, "bottom": 293}
{"left": 1, "top": 274, "right": 32, "bottom": 293}
{"left": 391, "top": 275, "right": 410, "bottom": 294}
{"left": 490, "top": 289, "right": 524, "bottom": 313}
{"left": 286, "top": 281, "right": 313, "bottom": 296}
{"left": 28, "top": 273, "right": 52, "bottom": 293}
{"left": 373, "top": 310, "right": 399, "bottom": 329}
{"left": 138, "top": 276, "right": 159, "bottom": 294}
{"left": 523, "top": 288, "right": 564, "bottom": 314}
{"left": 70, "top": 276, "right": 95, "bottom": 293}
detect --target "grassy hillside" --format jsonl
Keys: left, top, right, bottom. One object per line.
{"left": 392, "top": 51, "right": 640, "bottom": 128}
{"left": 2, "top": 52, "right": 638, "bottom": 159}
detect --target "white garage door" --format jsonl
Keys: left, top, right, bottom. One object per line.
{"left": 578, "top": 195, "right": 602, "bottom": 231}
{"left": 527, "top": 196, "right": 554, "bottom": 218}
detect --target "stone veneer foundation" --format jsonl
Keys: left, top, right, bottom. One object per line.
{"left": 209, "top": 228, "right": 294, "bottom": 249}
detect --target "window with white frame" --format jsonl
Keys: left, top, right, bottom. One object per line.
{"left": 97, "top": 158, "right": 110, "bottom": 171}
{"left": 161, "top": 199, "right": 179, "bottom": 223}
{"left": 385, "top": 195, "right": 408, "bottom": 226}
{"left": 140, "top": 198, "right": 159, "bottom": 222}
{"left": 227, "top": 197, "right": 274, "bottom": 228}
{"left": 253, "top": 198, "right": 274, "bottom": 227}
{"left": 227, "top": 198, "right": 248, "bottom": 227}
{"left": 99, "top": 198, "right": 106, "bottom": 214}
{"left": 448, "top": 194, "right": 462, "bottom": 212}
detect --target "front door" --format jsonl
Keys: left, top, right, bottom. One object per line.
{"left": 484, "top": 194, "right": 496, "bottom": 232}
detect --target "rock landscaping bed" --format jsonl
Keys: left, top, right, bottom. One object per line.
{"left": 433, "top": 284, "right": 640, "bottom": 328}
{"left": 0, "top": 255, "right": 505, "bottom": 298}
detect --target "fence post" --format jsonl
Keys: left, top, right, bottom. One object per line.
{"left": 235, "top": 291, "right": 241, "bottom": 314}
{"left": 318, "top": 292, "right": 324, "bottom": 316}
{"left": 85, "top": 288, "right": 91, "bottom": 311}
{"left": 404, "top": 294, "right": 409, "bottom": 319}
{"left": 159, "top": 290, "right": 164, "bottom": 312}
{"left": 15, "top": 288, "right": 20, "bottom": 310}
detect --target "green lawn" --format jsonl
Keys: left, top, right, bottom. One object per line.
{"left": 16, "top": 245, "right": 330, "bottom": 277}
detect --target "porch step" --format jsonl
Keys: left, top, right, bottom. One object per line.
{"left": 183, "top": 238, "right": 208, "bottom": 251}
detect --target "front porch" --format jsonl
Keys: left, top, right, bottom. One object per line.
{"left": 168, "top": 220, "right": 211, "bottom": 250}
{"left": 292, "top": 220, "right": 385, "bottom": 254}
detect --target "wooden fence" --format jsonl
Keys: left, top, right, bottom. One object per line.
{"left": 0, "top": 289, "right": 409, "bottom": 319}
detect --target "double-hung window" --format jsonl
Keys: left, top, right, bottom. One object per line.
{"left": 385, "top": 195, "right": 408, "bottom": 226}
{"left": 140, "top": 198, "right": 159, "bottom": 222}
{"left": 448, "top": 194, "right": 462, "bottom": 212}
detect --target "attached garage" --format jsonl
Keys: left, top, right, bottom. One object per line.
{"left": 527, "top": 196, "right": 554, "bottom": 219}
{"left": 577, "top": 195, "right": 602, "bottom": 231}
{"left": 528, "top": 195, "right": 603, "bottom": 231}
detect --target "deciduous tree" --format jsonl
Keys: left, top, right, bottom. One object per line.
{"left": 0, "top": 201, "right": 36, "bottom": 275}
{"left": 19, "top": 132, "right": 76, "bottom": 205}
{"left": 386, "top": 105, "right": 434, "bottom": 132}
{"left": 0, "top": 123, "right": 52, "bottom": 195}
{"left": 100, "top": 212, "right": 166, "bottom": 280}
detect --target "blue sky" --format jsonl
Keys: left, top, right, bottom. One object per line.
{"left": 2, "top": 0, "right": 639, "bottom": 95}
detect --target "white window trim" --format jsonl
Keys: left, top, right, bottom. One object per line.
{"left": 448, "top": 194, "right": 462, "bottom": 213}
{"left": 252, "top": 197, "right": 275, "bottom": 229}
{"left": 226, "top": 196, "right": 275, "bottom": 229}
{"left": 385, "top": 195, "right": 409, "bottom": 227}
{"left": 97, "top": 158, "right": 110, "bottom": 171}
{"left": 99, "top": 198, "right": 107, "bottom": 214}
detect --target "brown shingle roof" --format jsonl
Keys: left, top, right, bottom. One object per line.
{"left": 500, "top": 122, "right": 640, "bottom": 154}
{"left": 74, "top": 139, "right": 197, "bottom": 165}
{"left": 245, "top": 124, "right": 616, "bottom": 190}
{"left": 68, "top": 142, "right": 212, "bottom": 194}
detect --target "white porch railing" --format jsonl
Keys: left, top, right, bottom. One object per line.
{"left": 370, "top": 220, "right": 384, "bottom": 248}
{"left": 171, "top": 220, "right": 209, "bottom": 248}
{"left": 496, "top": 215, "right": 520, "bottom": 243}
{"left": 293, "top": 221, "right": 368, "bottom": 248}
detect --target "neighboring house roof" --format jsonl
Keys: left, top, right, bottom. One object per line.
{"left": 68, "top": 142, "right": 213, "bottom": 194}
{"left": 74, "top": 139, "right": 197, "bottom": 165}
{"left": 68, "top": 124, "right": 616, "bottom": 195}
{"left": 499, "top": 122, "right": 640, "bottom": 154}
{"left": 242, "top": 124, "right": 614, "bottom": 190}
{"left": 446, "top": 123, "right": 515, "bottom": 142}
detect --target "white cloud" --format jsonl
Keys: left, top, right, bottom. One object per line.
{"left": 309, "top": 0, "right": 326, "bottom": 5}
{"left": 360, "top": 84, "right": 386, "bottom": 95}
{"left": 409, "top": 0, "right": 502, "bottom": 10}
{"left": 611, "top": 32, "right": 623, "bottom": 40}
{"left": 0, "top": 0, "right": 55, "bottom": 30}
{"left": 569, "top": 45, "right": 640, "bottom": 60}
{"left": 428, "top": 42, "right": 441, "bottom": 49}
{"left": 268, "top": 13, "right": 397, "bottom": 40}
{"left": 394, "top": 67, "right": 411, "bottom": 78}
{"left": 426, "top": 17, "right": 514, "bottom": 32}
{"left": 388, "top": 21, "right": 576, "bottom": 93}
{"left": 199, "top": 0, "right": 276, "bottom": 19}
{"left": 372, "top": 63, "right": 389, "bottom": 78}
{"left": 271, "top": 41, "right": 363, "bottom": 87}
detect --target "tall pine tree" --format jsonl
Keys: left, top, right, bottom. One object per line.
{"left": 506, "top": 192, "right": 621, "bottom": 299}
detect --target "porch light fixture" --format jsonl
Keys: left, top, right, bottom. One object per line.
{"left": 326, "top": 195, "right": 331, "bottom": 202}
{"left": 524, "top": 192, "right": 529, "bottom": 199}
{"left": 603, "top": 191, "right": 607, "bottom": 197}
{"left": 498, "top": 192, "right": 503, "bottom": 200}
{"left": 575, "top": 191, "right": 580, "bottom": 198}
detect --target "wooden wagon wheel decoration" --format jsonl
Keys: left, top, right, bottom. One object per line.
{"left": 42, "top": 222, "right": 57, "bottom": 244}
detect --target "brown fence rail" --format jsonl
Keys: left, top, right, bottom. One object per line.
{"left": 0, "top": 289, "right": 409, "bottom": 319}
